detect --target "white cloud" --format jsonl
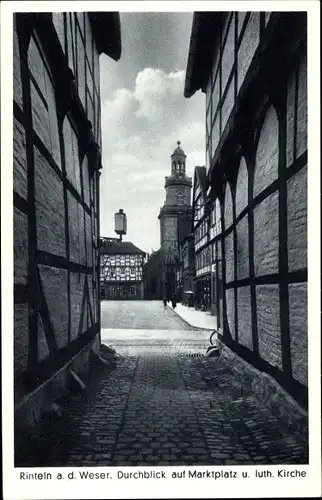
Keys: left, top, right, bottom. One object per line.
{"left": 100, "top": 67, "right": 205, "bottom": 253}
{"left": 134, "top": 68, "right": 186, "bottom": 122}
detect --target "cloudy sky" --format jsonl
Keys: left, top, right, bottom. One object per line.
{"left": 99, "top": 12, "right": 205, "bottom": 254}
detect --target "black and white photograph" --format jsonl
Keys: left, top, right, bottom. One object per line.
{"left": 1, "top": 1, "right": 321, "bottom": 499}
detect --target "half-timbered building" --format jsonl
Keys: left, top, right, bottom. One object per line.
{"left": 180, "top": 233, "right": 195, "bottom": 306}
{"left": 184, "top": 11, "right": 307, "bottom": 406}
{"left": 100, "top": 238, "right": 146, "bottom": 299}
{"left": 13, "top": 12, "right": 121, "bottom": 463}
{"left": 192, "top": 166, "right": 212, "bottom": 311}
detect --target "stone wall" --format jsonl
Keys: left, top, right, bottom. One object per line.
{"left": 166, "top": 186, "right": 190, "bottom": 206}
{"left": 161, "top": 217, "right": 178, "bottom": 246}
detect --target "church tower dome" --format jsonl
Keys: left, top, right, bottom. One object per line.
{"left": 165, "top": 141, "right": 192, "bottom": 188}
{"left": 171, "top": 140, "right": 186, "bottom": 173}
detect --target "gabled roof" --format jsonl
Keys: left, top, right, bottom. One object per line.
{"left": 193, "top": 166, "right": 207, "bottom": 203}
{"left": 88, "top": 12, "right": 121, "bottom": 61}
{"left": 184, "top": 12, "right": 222, "bottom": 98}
{"left": 100, "top": 238, "right": 146, "bottom": 256}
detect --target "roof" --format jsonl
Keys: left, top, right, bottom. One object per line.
{"left": 100, "top": 238, "right": 146, "bottom": 256}
{"left": 165, "top": 173, "right": 192, "bottom": 188}
{"left": 171, "top": 141, "right": 186, "bottom": 158}
{"left": 184, "top": 12, "right": 222, "bottom": 98}
{"left": 88, "top": 12, "right": 121, "bottom": 61}
{"left": 194, "top": 166, "right": 207, "bottom": 202}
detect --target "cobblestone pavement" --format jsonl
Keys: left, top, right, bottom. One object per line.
{"left": 48, "top": 301, "right": 308, "bottom": 466}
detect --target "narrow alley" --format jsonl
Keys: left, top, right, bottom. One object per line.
{"left": 9, "top": 11, "right": 316, "bottom": 500}
{"left": 32, "top": 301, "right": 308, "bottom": 467}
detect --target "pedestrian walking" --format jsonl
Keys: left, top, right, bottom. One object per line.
{"left": 163, "top": 297, "right": 167, "bottom": 308}
{"left": 171, "top": 296, "right": 177, "bottom": 309}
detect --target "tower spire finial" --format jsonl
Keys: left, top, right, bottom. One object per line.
{"left": 177, "top": 140, "right": 181, "bottom": 146}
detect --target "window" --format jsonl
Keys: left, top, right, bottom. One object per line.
{"left": 130, "top": 267, "right": 136, "bottom": 275}
{"left": 110, "top": 286, "right": 115, "bottom": 296}
{"left": 177, "top": 191, "right": 184, "bottom": 205}
{"left": 212, "top": 243, "right": 216, "bottom": 262}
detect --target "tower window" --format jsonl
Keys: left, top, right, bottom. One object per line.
{"left": 177, "top": 191, "right": 184, "bottom": 205}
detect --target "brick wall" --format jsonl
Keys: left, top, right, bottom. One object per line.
{"left": 253, "top": 191, "right": 279, "bottom": 276}
{"left": 289, "top": 283, "right": 307, "bottom": 386}
{"left": 236, "top": 216, "right": 249, "bottom": 279}
{"left": 256, "top": 284, "right": 282, "bottom": 370}
{"left": 204, "top": 13, "right": 307, "bottom": 402}
{"left": 237, "top": 286, "right": 252, "bottom": 349}
{"left": 13, "top": 13, "right": 103, "bottom": 399}
{"left": 237, "top": 13, "right": 260, "bottom": 93}
{"left": 235, "top": 157, "right": 248, "bottom": 216}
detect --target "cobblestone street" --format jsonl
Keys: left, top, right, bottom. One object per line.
{"left": 49, "top": 301, "right": 308, "bottom": 466}
{"left": 101, "top": 299, "right": 198, "bottom": 330}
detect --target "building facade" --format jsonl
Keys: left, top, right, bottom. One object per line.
{"left": 13, "top": 12, "right": 121, "bottom": 463}
{"left": 192, "top": 166, "right": 212, "bottom": 311}
{"left": 100, "top": 238, "right": 146, "bottom": 299}
{"left": 158, "top": 142, "right": 193, "bottom": 298}
{"left": 180, "top": 233, "right": 195, "bottom": 306}
{"left": 184, "top": 12, "right": 307, "bottom": 406}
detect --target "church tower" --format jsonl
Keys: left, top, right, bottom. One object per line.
{"left": 158, "top": 141, "right": 193, "bottom": 255}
